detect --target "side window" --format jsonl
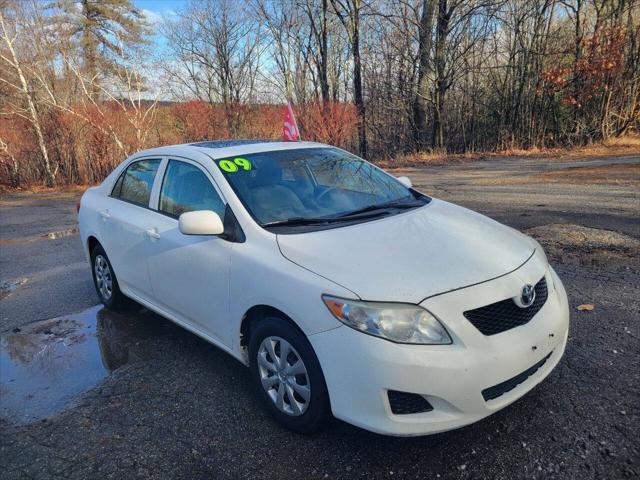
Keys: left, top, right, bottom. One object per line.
{"left": 111, "top": 171, "right": 125, "bottom": 197}
{"left": 112, "top": 159, "right": 160, "bottom": 207}
{"left": 159, "top": 160, "right": 225, "bottom": 219}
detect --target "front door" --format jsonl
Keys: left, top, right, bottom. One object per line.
{"left": 146, "top": 159, "right": 233, "bottom": 347}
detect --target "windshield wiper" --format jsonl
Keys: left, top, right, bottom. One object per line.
{"left": 262, "top": 210, "right": 391, "bottom": 228}
{"left": 262, "top": 197, "right": 426, "bottom": 228}
{"left": 336, "top": 199, "right": 425, "bottom": 218}
{"left": 261, "top": 217, "right": 334, "bottom": 228}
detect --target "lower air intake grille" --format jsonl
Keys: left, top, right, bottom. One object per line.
{"left": 482, "top": 352, "right": 552, "bottom": 401}
{"left": 388, "top": 390, "right": 433, "bottom": 414}
{"left": 463, "top": 276, "right": 548, "bottom": 336}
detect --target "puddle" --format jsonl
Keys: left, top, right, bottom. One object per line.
{"left": 0, "top": 227, "right": 79, "bottom": 246}
{"left": 0, "top": 278, "right": 28, "bottom": 301}
{"left": 0, "top": 305, "right": 166, "bottom": 425}
{"left": 41, "top": 227, "right": 79, "bottom": 240}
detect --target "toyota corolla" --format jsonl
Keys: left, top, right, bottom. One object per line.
{"left": 78, "top": 140, "right": 569, "bottom": 436}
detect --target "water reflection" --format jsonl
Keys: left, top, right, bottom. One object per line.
{"left": 42, "top": 227, "right": 79, "bottom": 240}
{"left": 0, "top": 227, "right": 79, "bottom": 246}
{"left": 0, "top": 278, "right": 28, "bottom": 301}
{"left": 0, "top": 305, "right": 165, "bottom": 424}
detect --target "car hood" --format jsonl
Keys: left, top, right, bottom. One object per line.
{"left": 276, "top": 199, "right": 535, "bottom": 303}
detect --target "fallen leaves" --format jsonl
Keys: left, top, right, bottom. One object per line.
{"left": 577, "top": 304, "right": 595, "bottom": 311}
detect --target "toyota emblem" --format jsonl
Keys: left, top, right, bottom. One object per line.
{"left": 520, "top": 284, "right": 536, "bottom": 308}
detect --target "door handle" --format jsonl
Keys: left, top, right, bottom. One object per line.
{"left": 100, "top": 210, "right": 111, "bottom": 220}
{"left": 146, "top": 228, "right": 160, "bottom": 240}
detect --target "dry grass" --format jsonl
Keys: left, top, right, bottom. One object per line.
{"left": 0, "top": 184, "right": 93, "bottom": 196}
{"left": 380, "top": 134, "right": 640, "bottom": 168}
{"left": 525, "top": 223, "right": 640, "bottom": 267}
{"left": 378, "top": 151, "right": 478, "bottom": 168}
{"left": 499, "top": 135, "right": 640, "bottom": 158}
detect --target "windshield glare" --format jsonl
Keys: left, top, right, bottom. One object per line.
{"left": 216, "top": 147, "right": 420, "bottom": 226}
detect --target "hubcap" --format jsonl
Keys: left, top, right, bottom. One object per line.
{"left": 257, "top": 336, "right": 310, "bottom": 416}
{"left": 94, "top": 255, "right": 113, "bottom": 301}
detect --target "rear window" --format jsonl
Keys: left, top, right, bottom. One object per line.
{"left": 112, "top": 159, "right": 160, "bottom": 207}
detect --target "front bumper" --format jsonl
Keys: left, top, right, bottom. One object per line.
{"left": 309, "top": 262, "right": 570, "bottom": 436}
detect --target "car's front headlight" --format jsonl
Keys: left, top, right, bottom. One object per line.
{"left": 322, "top": 295, "right": 452, "bottom": 345}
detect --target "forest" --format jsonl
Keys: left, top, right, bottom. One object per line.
{"left": 0, "top": 0, "right": 638, "bottom": 187}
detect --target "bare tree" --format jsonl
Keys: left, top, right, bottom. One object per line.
{"left": 0, "top": 136, "right": 19, "bottom": 187}
{"left": 162, "top": 0, "right": 263, "bottom": 135}
{"left": 413, "top": 0, "right": 437, "bottom": 149}
{"left": 331, "top": 0, "right": 368, "bottom": 158}
{"left": 0, "top": 6, "right": 56, "bottom": 185}
{"left": 301, "top": 0, "right": 332, "bottom": 104}
{"left": 254, "top": 0, "right": 306, "bottom": 102}
{"left": 34, "top": 37, "right": 160, "bottom": 159}
{"left": 2, "top": 0, "right": 639, "bottom": 188}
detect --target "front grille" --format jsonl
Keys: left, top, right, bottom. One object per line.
{"left": 463, "top": 276, "right": 548, "bottom": 336}
{"left": 388, "top": 390, "right": 433, "bottom": 414}
{"left": 482, "top": 351, "right": 552, "bottom": 401}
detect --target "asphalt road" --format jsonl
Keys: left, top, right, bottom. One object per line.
{"left": 0, "top": 154, "right": 638, "bottom": 479}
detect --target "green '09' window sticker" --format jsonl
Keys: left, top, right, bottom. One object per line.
{"left": 219, "top": 157, "right": 252, "bottom": 173}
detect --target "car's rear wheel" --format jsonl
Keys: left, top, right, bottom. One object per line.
{"left": 249, "top": 317, "right": 330, "bottom": 433}
{"left": 91, "top": 244, "right": 126, "bottom": 311}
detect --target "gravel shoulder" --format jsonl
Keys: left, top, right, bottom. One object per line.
{"left": 0, "top": 154, "right": 638, "bottom": 479}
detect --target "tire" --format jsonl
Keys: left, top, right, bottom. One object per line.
{"left": 249, "top": 317, "right": 330, "bottom": 434}
{"left": 90, "top": 244, "right": 127, "bottom": 311}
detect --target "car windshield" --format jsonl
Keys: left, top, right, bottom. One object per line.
{"left": 215, "top": 147, "right": 429, "bottom": 230}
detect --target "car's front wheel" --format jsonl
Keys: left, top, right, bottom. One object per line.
{"left": 249, "top": 317, "right": 330, "bottom": 433}
{"left": 91, "top": 244, "right": 127, "bottom": 310}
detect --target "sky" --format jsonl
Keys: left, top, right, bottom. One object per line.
{"left": 130, "top": 0, "right": 283, "bottom": 101}
{"left": 133, "top": 0, "right": 187, "bottom": 55}
{"left": 135, "top": 0, "right": 187, "bottom": 22}
{"left": 135, "top": 0, "right": 187, "bottom": 39}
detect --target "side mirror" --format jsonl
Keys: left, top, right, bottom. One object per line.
{"left": 178, "top": 210, "right": 224, "bottom": 236}
{"left": 397, "top": 176, "right": 412, "bottom": 188}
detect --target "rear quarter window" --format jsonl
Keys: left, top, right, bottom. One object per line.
{"left": 111, "top": 159, "right": 160, "bottom": 207}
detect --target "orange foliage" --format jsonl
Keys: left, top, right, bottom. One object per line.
{"left": 540, "top": 26, "right": 628, "bottom": 108}
{"left": 297, "top": 102, "right": 357, "bottom": 148}
{"left": 0, "top": 101, "right": 357, "bottom": 187}
{"left": 171, "top": 101, "right": 226, "bottom": 141}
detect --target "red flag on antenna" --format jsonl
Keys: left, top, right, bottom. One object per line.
{"left": 282, "top": 103, "right": 300, "bottom": 141}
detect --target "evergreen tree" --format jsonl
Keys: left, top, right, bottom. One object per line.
{"left": 55, "top": 0, "right": 149, "bottom": 92}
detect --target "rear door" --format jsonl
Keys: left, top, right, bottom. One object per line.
{"left": 145, "top": 158, "right": 233, "bottom": 346}
{"left": 100, "top": 157, "right": 162, "bottom": 302}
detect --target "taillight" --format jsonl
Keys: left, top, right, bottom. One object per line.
{"left": 76, "top": 198, "right": 81, "bottom": 214}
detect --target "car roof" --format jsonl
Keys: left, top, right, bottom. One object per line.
{"left": 131, "top": 140, "right": 330, "bottom": 161}
{"left": 190, "top": 139, "right": 279, "bottom": 149}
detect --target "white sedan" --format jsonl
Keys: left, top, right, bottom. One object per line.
{"left": 78, "top": 140, "right": 569, "bottom": 436}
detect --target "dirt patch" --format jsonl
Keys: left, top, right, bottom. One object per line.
{"left": 471, "top": 163, "right": 640, "bottom": 187}
{"left": 526, "top": 223, "right": 640, "bottom": 267}
{"left": 532, "top": 164, "right": 639, "bottom": 186}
